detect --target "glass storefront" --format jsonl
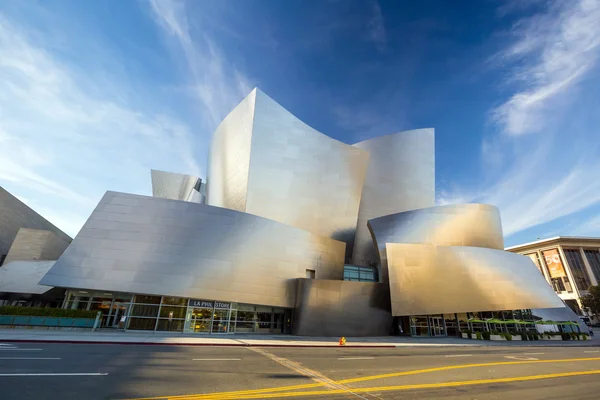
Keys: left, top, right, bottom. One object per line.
{"left": 63, "top": 290, "right": 132, "bottom": 328}
{"left": 62, "top": 290, "right": 291, "bottom": 334}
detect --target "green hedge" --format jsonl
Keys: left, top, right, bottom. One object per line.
{"left": 0, "top": 306, "right": 97, "bottom": 319}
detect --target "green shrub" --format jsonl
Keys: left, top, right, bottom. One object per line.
{"left": 0, "top": 306, "right": 96, "bottom": 319}
{"left": 501, "top": 332, "right": 512, "bottom": 341}
{"left": 561, "top": 333, "right": 571, "bottom": 341}
{"left": 521, "top": 333, "right": 528, "bottom": 341}
{"left": 475, "top": 331, "right": 482, "bottom": 340}
{"left": 570, "top": 333, "right": 580, "bottom": 340}
{"left": 582, "top": 333, "right": 589, "bottom": 340}
{"left": 482, "top": 331, "right": 491, "bottom": 340}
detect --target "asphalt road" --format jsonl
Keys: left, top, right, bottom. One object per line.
{"left": 1, "top": 342, "right": 600, "bottom": 399}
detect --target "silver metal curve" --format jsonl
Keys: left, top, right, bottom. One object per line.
{"left": 368, "top": 203, "right": 504, "bottom": 282}
{"left": 151, "top": 169, "right": 201, "bottom": 202}
{"left": 351, "top": 129, "right": 435, "bottom": 267}
{"left": 39, "top": 191, "right": 346, "bottom": 308}
{"left": 386, "top": 243, "right": 565, "bottom": 315}
{"left": 207, "top": 89, "right": 370, "bottom": 252}
{"left": 292, "top": 278, "right": 392, "bottom": 336}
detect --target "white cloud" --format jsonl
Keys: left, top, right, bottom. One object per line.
{"left": 0, "top": 13, "right": 201, "bottom": 236}
{"left": 493, "top": 0, "right": 600, "bottom": 136}
{"left": 442, "top": 0, "right": 600, "bottom": 238}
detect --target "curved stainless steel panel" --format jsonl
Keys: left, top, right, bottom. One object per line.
{"left": 207, "top": 89, "right": 256, "bottom": 211}
{"left": 368, "top": 204, "right": 504, "bottom": 282}
{"left": 351, "top": 129, "right": 435, "bottom": 267}
{"left": 207, "top": 89, "right": 369, "bottom": 255}
{"left": 386, "top": 243, "right": 564, "bottom": 315}
{"left": 39, "top": 191, "right": 345, "bottom": 308}
{"left": 293, "top": 278, "right": 392, "bottom": 336}
{"left": 246, "top": 90, "right": 369, "bottom": 247}
{"left": 532, "top": 305, "right": 589, "bottom": 333}
{"left": 151, "top": 169, "right": 201, "bottom": 202}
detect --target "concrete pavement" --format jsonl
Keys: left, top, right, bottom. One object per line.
{"left": 0, "top": 328, "right": 599, "bottom": 347}
{"left": 1, "top": 342, "right": 600, "bottom": 399}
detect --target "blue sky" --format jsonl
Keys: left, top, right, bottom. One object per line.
{"left": 0, "top": 0, "right": 599, "bottom": 246}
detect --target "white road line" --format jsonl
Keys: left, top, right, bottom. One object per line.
{"left": 0, "top": 358, "right": 61, "bottom": 360}
{"left": 444, "top": 354, "right": 472, "bottom": 357}
{"left": 337, "top": 357, "right": 375, "bottom": 360}
{"left": 0, "top": 373, "right": 107, "bottom": 377}
{"left": 505, "top": 356, "right": 538, "bottom": 361}
{"left": 192, "top": 358, "right": 241, "bottom": 361}
{"left": 524, "top": 352, "right": 545, "bottom": 355}
{"left": 0, "top": 349, "right": 43, "bottom": 351}
{"left": 584, "top": 350, "right": 600, "bottom": 353}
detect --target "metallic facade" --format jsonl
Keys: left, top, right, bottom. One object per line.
{"left": 151, "top": 169, "right": 202, "bottom": 203}
{"left": 292, "top": 278, "right": 392, "bottom": 336}
{"left": 351, "top": 129, "right": 435, "bottom": 267}
{"left": 32, "top": 88, "right": 581, "bottom": 336}
{"left": 208, "top": 89, "right": 370, "bottom": 251}
{"left": 368, "top": 204, "right": 504, "bottom": 282}
{"left": 4, "top": 228, "right": 71, "bottom": 265}
{"left": 39, "top": 191, "right": 345, "bottom": 308}
{"left": 0, "top": 261, "right": 55, "bottom": 295}
{"left": 207, "top": 90, "right": 256, "bottom": 212}
{"left": 386, "top": 243, "right": 564, "bottom": 316}
{"left": 0, "top": 186, "right": 71, "bottom": 264}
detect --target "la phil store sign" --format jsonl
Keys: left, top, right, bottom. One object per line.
{"left": 188, "top": 299, "right": 231, "bottom": 309}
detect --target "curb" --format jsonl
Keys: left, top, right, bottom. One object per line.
{"left": 0, "top": 339, "right": 399, "bottom": 348}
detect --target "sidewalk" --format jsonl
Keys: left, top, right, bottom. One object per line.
{"left": 1, "top": 328, "right": 599, "bottom": 348}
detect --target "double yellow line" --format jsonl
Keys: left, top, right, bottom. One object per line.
{"left": 133, "top": 356, "right": 600, "bottom": 400}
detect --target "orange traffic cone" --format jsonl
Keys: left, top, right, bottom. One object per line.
{"left": 339, "top": 336, "right": 346, "bottom": 346}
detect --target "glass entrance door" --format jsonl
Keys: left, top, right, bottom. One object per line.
{"left": 109, "top": 302, "right": 129, "bottom": 328}
{"left": 429, "top": 316, "right": 446, "bottom": 336}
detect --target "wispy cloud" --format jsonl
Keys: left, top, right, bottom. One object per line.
{"left": 492, "top": 0, "right": 600, "bottom": 136}
{"left": 0, "top": 13, "right": 200, "bottom": 235}
{"left": 440, "top": 0, "right": 600, "bottom": 239}
{"left": 149, "top": 0, "right": 252, "bottom": 129}
{"left": 367, "top": 0, "right": 386, "bottom": 51}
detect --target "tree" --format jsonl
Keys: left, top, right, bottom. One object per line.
{"left": 581, "top": 285, "right": 600, "bottom": 321}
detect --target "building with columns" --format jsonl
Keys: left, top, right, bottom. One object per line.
{"left": 506, "top": 237, "right": 600, "bottom": 323}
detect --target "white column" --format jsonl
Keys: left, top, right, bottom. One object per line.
{"left": 536, "top": 250, "right": 551, "bottom": 283}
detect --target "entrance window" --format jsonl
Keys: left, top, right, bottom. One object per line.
{"left": 410, "top": 316, "right": 429, "bottom": 336}
{"left": 443, "top": 314, "right": 458, "bottom": 337}
{"left": 128, "top": 317, "right": 156, "bottom": 330}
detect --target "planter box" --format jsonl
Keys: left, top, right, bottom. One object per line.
{"left": 461, "top": 333, "right": 470, "bottom": 339}
{"left": 490, "top": 334, "right": 504, "bottom": 341}
{"left": 511, "top": 336, "right": 522, "bottom": 341}
{"left": 0, "top": 315, "right": 95, "bottom": 329}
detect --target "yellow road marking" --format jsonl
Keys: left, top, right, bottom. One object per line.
{"left": 129, "top": 356, "right": 600, "bottom": 400}
{"left": 195, "top": 369, "right": 600, "bottom": 399}
{"left": 246, "top": 347, "right": 369, "bottom": 399}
